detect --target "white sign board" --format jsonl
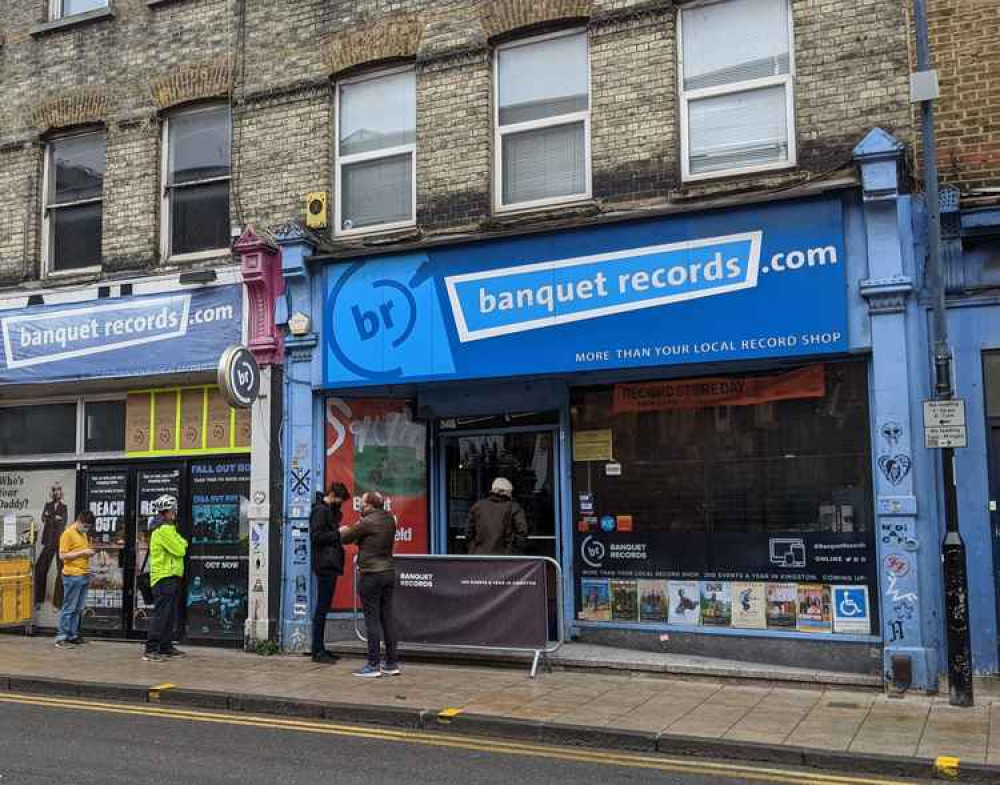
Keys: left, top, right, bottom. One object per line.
{"left": 924, "top": 399, "right": 967, "bottom": 449}
{"left": 2, "top": 513, "right": 16, "bottom": 547}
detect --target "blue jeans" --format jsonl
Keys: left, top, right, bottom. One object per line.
{"left": 56, "top": 574, "right": 89, "bottom": 642}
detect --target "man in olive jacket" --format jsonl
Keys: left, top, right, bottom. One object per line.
{"left": 310, "top": 483, "right": 348, "bottom": 663}
{"left": 467, "top": 478, "right": 529, "bottom": 555}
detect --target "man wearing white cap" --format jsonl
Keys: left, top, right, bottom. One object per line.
{"left": 466, "top": 477, "right": 528, "bottom": 555}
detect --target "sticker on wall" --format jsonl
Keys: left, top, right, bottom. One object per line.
{"left": 668, "top": 581, "right": 701, "bottom": 626}
{"left": 605, "top": 462, "right": 622, "bottom": 477}
{"left": 579, "top": 579, "right": 611, "bottom": 621}
{"left": 832, "top": 585, "right": 871, "bottom": 634}
{"left": 732, "top": 581, "right": 767, "bottom": 629}
{"left": 600, "top": 515, "right": 617, "bottom": 533}
{"left": 616, "top": 515, "right": 634, "bottom": 533}
{"left": 796, "top": 583, "right": 833, "bottom": 633}
{"left": 638, "top": 579, "right": 669, "bottom": 622}
{"left": 700, "top": 581, "right": 732, "bottom": 627}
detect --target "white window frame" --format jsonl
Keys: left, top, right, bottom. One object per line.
{"left": 49, "top": 0, "right": 109, "bottom": 21}
{"left": 334, "top": 66, "right": 417, "bottom": 238}
{"left": 678, "top": 0, "right": 797, "bottom": 183}
{"left": 160, "top": 103, "right": 233, "bottom": 263}
{"left": 41, "top": 130, "right": 105, "bottom": 279}
{"left": 493, "top": 28, "right": 592, "bottom": 213}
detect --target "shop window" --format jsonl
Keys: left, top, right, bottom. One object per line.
{"left": 572, "top": 362, "right": 876, "bottom": 633}
{"left": 679, "top": 0, "right": 795, "bottom": 180}
{"left": 43, "top": 131, "right": 106, "bottom": 274}
{"left": 495, "top": 30, "right": 591, "bottom": 210}
{"left": 0, "top": 404, "right": 77, "bottom": 456}
{"left": 162, "top": 104, "right": 232, "bottom": 258}
{"left": 84, "top": 400, "right": 126, "bottom": 452}
{"left": 985, "top": 352, "right": 1000, "bottom": 418}
{"left": 50, "top": 0, "right": 108, "bottom": 19}
{"left": 335, "top": 69, "right": 416, "bottom": 235}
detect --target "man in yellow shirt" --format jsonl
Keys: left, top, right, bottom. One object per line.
{"left": 55, "top": 510, "right": 95, "bottom": 648}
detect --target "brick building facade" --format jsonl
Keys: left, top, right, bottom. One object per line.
{"left": 0, "top": 0, "right": 914, "bottom": 286}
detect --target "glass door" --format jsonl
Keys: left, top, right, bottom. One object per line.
{"left": 132, "top": 465, "right": 184, "bottom": 635}
{"left": 80, "top": 468, "right": 130, "bottom": 634}
{"left": 442, "top": 429, "right": 559, "bottom": 559}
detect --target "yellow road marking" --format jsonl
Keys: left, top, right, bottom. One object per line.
{"left": 0, "top": 692, "right": 919, "bottom": 785}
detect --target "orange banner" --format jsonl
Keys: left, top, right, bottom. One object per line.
{"left": 613, "top": 365, "right": 826, "bottom": 413}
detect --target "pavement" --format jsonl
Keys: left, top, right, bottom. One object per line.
{"left": 1, "top": 635, "right": 998, "bottom": 782}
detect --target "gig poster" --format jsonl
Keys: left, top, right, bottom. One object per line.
{"left": 325, "top": 398, "right": 428, "bottom": 610}
{"left": 186, "top": 459, "right": 250, "bottom": 641}
{"left": 133, "top": 467, "right": 182, "bottom": 631}
{"left": 82, "top": 470, "right": 129, "bottom": 630}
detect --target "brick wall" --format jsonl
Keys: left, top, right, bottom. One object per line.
{"left": 925, "top": 0, "right": 1000, "bottom": 195}
{"left": 0, "top": 0, "right": 916, "bottom": 290}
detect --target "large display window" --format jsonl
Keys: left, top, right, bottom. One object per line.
{"left": 571, "top": 360, "right": 876, "bottom": 635}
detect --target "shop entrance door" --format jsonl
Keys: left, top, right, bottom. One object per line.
{"left": 990, "top": 424, "right": 1000, "bottom": 661}
{"left": 442, "top": 429, "right": 559, "bottom": 559}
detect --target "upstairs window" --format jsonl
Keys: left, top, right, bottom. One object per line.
{"left": 495, "top": 30, "right": 591, "bottom": 210}
{"left": 43, "top": 132, "right": 106, "bottom": 274}
{"left": 50, "top": 0, "right": 108, "bottom": 19}
{"left": 336, "top": 69, "right": 416, "bottom": 235}
{"left": 162, "top": 104, "right": 232, "bottom": 258}
{"left": 679, "top": 0, "right": 795, "bottom": 180}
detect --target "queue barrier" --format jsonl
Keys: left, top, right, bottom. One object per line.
{"left": 353, "top": 554, "right": 564, "bottom": 677}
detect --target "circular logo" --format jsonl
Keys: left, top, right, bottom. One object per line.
{"left": 600, "top": 515, "right": 617, "bottom": 533}
{"left": 217, "top": 345, "right": 260, "bottom": 409}
{"left": 581, "top": 535, "right": 606, "bottom": 568}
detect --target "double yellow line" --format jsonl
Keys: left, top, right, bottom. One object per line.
{"left": 0, "top": 692, "right": 916, "bottom": 785}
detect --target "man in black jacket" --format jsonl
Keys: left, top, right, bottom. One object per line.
{"left": 310, "top": 482, "right": 348, "bottom": 663}
{"left": 467, "top": 478, "right": 529, "bottom": 555}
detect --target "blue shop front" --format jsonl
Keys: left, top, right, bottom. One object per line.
{"left": 280, "top": 132, "right": 944, "bottom": 687}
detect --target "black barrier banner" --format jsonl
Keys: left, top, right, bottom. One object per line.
{"left": 392, "top": 557, "right": 549, "bottom": 650}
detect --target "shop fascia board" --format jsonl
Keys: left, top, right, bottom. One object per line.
{"left": 305, "top": 176, "right": 860, "bottom": 265}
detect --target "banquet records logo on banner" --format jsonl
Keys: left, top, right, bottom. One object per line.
{"left": 581, "top": 535, "right": 606, "bottom": 568}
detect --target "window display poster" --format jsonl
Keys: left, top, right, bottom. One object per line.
{"left": 86, "top": 471, "right": 128, "bottom": 546}
{"left": 766, "top": 583, "right": 798, "bottom": 629}
{"left": 797, "top": 583, "right": 833, "bottom": 633}
{"left": 580, "top": 578, "right": 612, "bottom": 621}
{"left": 133, "top": 467, "right": 182, "bottom": 631}
{"left": 611, "top": 580, "right": 638, "bottom": 621}
{"left": 731, "top": 581, "right": 767, "bottom": 629}
{"left": 0, "top": 467, "right": 77, "bottom": 630}
{"left": 326, "top": 397, "right": 429, "bottom": 610}
{"left": 668, "top": 580, "right": 701, "bottom": 625}
{"left": 700, "top": 581, "right": 732, "bottom": 626}
{"left": 82, "top": 470, "right": 128, "bottom": 630}
{"left": 638, "top": 579, "right": 668, "bottom": 622}
{"left": 186, "top": 459, "right": 250, "bottom": 640}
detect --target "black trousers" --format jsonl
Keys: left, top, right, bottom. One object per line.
{"left": 359, "top": 570, "right": 397, "bottom": 667}
{"left": 147, "top": 577, "right": 181, "bottom": 654}
{"left": 312, "top": 573, "right": 337, "bottom": 655}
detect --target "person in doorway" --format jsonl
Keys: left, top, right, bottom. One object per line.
{"left": 341, "top": 491, "right": 398, "bottom": 678}
{"left": 143, "top": 495, "right": 188, "bottom": 662}
{"left": 466, "top": 477, "right": 528, "bottom": 555}
{"left": 309, "top": 482, "right": 348, "bottom": 663}
{"left": 34, "top": 482, "right": 68, "bottom": 609}
{"left": 54, "top": 510, "right": 95, "bottom": 648}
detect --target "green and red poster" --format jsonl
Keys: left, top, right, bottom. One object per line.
{"left": 325, "top": 397, "right": 428, "bottom": 610}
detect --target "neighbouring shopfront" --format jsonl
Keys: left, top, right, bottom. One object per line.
{"left": 0, "top": 276, "right": 253, "bottom": 645}
{"left": 277, "top": 132, "right": 942, "bottom": 684}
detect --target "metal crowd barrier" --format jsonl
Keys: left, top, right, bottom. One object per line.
{"left": 353, "top": 554, "right": 565, "bottom": 678}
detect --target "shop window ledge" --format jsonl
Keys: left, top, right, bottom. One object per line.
{"left": 31, "top": 7, "right": 116, "bottom": 37}
{"left": 148, "top": 0, "right": 192, "bottom": 7}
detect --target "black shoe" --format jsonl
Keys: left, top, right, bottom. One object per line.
{"left": 311, "top": 651, "right": 338, "bottom": 664}
{"left": 67, "top": 637, "right": 86, "bottom": 645}
{"left": 162, "top": 647, "right": 186, "bottom": 658}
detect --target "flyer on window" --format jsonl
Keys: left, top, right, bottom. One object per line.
{"left": 638, "top": 579, "right": 669, "bottom": 622}
{"left": 797, "top": 583, "right": 833, "bottom": 633}
{"left": 700, "top": 581, "right": 732, "bottom": 626}
{"left": 579, "top": 578, "right": 612, "bottom": 621}
{"left": 766, "top": 583, "right": 798, "bottom": 629}
{"left": 611, "top": 580, "right": 638, "bottom": 621}
{"left": 668, "top": 580, "right": 701, "bottom": 626}
{"left": 731, "top": 581, "right": 767, "bottom": 629}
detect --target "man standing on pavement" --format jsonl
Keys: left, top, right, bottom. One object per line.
{"left": 310, "top": 482, "right": 348, "bottom": 663}
{"left": 34, "top": 482, "right": 68, "bottom": 610}
{"left": 341, "top": 491, "right": 398, "bottom": 678}
{"left": 54, "top": 510, "right": 95, "bottom": 648}
{"left": 144, "top": 495, "right": 188, "bottom": 662}
{"left": 466, "top": 478, "right": 529, "bottom": 555}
